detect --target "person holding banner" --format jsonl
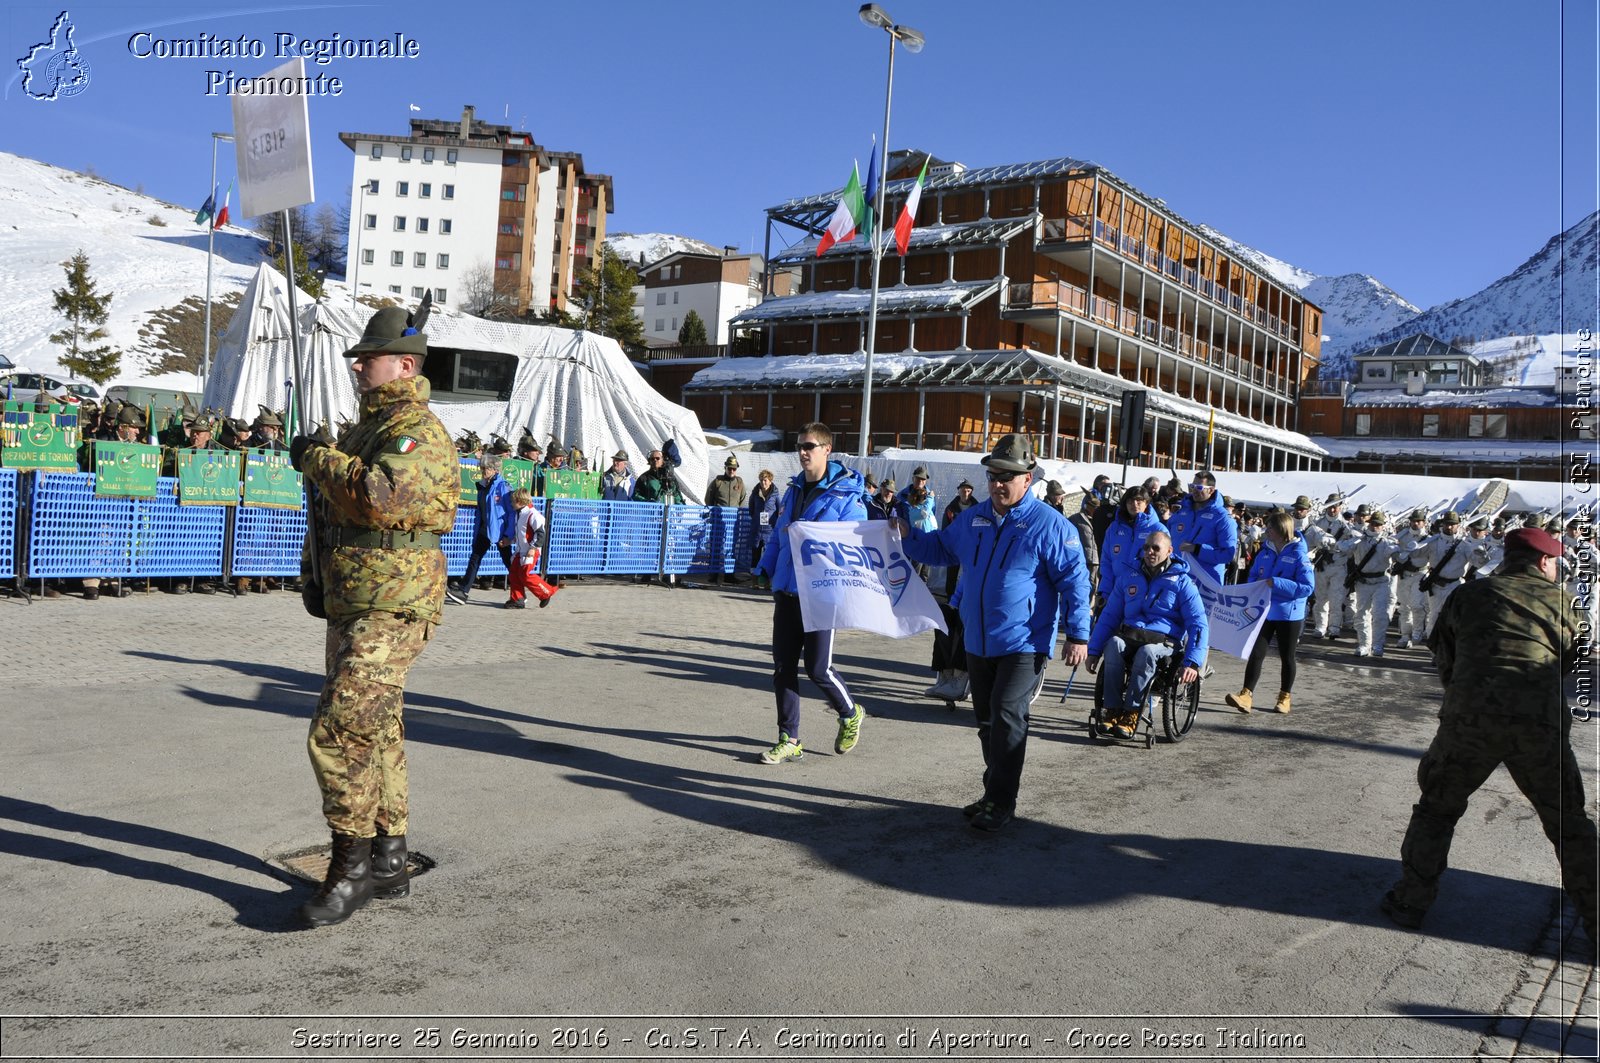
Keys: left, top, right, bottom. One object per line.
{"left": 893, "top": 434, "right": 1092, "bottom": 833}
{"left": 1225, "top": 510, "right": 1315, "bottom": 715}
{"left": 1168, "top": 470, "right": 1238, "bottom": 588}
{"left": 754, "top": 422, "right": 868, "bottom": 766}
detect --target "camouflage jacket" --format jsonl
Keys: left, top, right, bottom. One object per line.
{"left": 302, "top": 376, "right": 458, "bottom": 623}
{"left": 1427, "top": 563, "right": 1578, "bottom": 723}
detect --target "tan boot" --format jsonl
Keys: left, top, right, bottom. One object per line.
{"left": 1274, "top": 691, "right": 1292, "bottom": 714}
{"left": 1225, "top": 688, "right": 1253, "bottom": 714}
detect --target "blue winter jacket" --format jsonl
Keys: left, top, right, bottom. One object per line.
{"left": 901, "top": 490, "right": 1092, "bottom": 657}
{"left": 1167, "top": 490, "right": 1239, "bottom": 587}
{"left": 1087, "top": 553, "right": 1210, "bottom": 668}
{"left": 1245, "top": 535, "right": 1315, "bottom": 622}
{"left": 1098, "top": 505, "right": 1168, "bottom": 597}
{"left": 472, "top": 474, "right": 514, "bottom": 542}
{"left": 759, "top": 460, "right": 869, "bottom": 594}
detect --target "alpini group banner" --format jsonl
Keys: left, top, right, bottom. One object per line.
{"left": 2, "top": 400, "right": 80, "bottom": 471}
{"left": 176, "top": 449, "right": 241, "bottom": 505}
{"left": 92, "top": 442, "right": 160, "bottom": 497}
{"left": 241, "top": 450, "right": 302, "bottom": 508}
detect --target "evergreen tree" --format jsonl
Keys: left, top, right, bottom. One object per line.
{"left": 274, "top": 241, "right": 325, "bottom": 301}
{"left": 49, "top": 250, "right": 121, "bottom": 383}
{"left": 573, "top": 248, "right": 643, "bottom": 347}
{"left": 677, "top": 309, "right": 708, "bottom": 346}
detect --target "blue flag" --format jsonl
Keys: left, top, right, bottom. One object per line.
{"left": 863, "top": 138, "right": 879, "bottom": 240}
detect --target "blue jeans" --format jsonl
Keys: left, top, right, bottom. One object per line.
{"left": 966, "top": 652, "right": 1047, "bottom": 811}
{"left": 1102, "top": 636, "right": 1175, "bottom": 718}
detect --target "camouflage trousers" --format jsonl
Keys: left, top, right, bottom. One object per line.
{"left": 1394, "top": 714, "right": 1599, "bottom": 933}
{"left": 308, "top": 613, "right": 434, "bottom": 837}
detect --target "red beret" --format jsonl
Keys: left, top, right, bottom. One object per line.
{"left": 1506, "top": 527, "right": 1564, "bottom": 558}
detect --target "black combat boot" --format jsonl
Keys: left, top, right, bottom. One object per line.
{"left": 370, "top": 834, "right": 410, "bottom": 899}
{"left": 301, "top": 834, "right": 374, "bottom": 927}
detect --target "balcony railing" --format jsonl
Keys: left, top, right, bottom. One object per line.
{"left": 1006, "top": 281, "right": 1289, "bottom": 395}
{"left": 1040, "top": 214, "right": 1301, "bottom": 344}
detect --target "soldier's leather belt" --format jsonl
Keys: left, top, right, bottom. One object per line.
{"left": 328, "top": 527, "right": 441, "bottom": 550}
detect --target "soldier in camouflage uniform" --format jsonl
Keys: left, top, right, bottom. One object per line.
{"left": 288, "top": 302, "right": 458, "bottom": 928}
{"left": 1381, "top": 527, "right": 1598, "bottom": 959}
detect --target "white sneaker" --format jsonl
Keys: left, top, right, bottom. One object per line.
{"left": 445, "top": 588, "right": 467, "bottom": 605}
{"left": 923, "top": 670, "right": 952, "bottom": 698}
{"left": 951, "top": 673, "right": 971, "bottom": 701}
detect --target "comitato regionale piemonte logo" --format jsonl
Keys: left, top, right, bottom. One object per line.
{"left": 17, "top": 10, "right": 91, "bottom": 101}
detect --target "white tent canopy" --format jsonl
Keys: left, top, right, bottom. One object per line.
{"left": 202, "top": 264, "right": 711, "bottom": 502}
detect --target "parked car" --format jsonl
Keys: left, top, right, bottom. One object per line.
{"left": 0, "top": 371, "right": 103, "bottom": 406}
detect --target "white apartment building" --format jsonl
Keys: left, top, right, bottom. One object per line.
{"left": 637, "top": 250, "right": 783, "bottom": 347}
{"left": 339, "top": 106, "right": 611, "bottom": 316}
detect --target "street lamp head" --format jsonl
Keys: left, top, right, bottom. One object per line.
{"left": 859, "top": 3, "right": 892, "bottom": 29}
{"left": 895, "top": 24, "right": 925, "bottom": 52}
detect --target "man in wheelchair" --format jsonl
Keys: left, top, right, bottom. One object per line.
{"left": 1085, "top": 531, "right": 1209, "bottom": 739}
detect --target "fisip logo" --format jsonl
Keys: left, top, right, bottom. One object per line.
{"left": 18, "top": 11, "right": 91, "bottom": 101}
{"left": 799, "top": 538, "right": 917, "bottom": 606}
{"left": 1196, "top": 582, "right": 1264, "bottom": 626}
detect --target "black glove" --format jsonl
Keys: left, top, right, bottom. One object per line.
{"left": 289, "top": 434, "right": 317, "bottom": 472}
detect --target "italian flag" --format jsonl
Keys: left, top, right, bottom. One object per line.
{"left": 894, "top": 157, "right": 930, "bottom": 256}
{"left": 815, "top": 162, "right": 865, "bottom": 256}
{"left": 212, "top": 179, "right": 233, "bottom": 230}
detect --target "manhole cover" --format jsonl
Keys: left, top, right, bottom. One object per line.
{"left": 270, "top": 843, "right": 435, "bottom": 883}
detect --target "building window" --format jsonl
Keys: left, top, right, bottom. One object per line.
{"left": 1354, "top": 414, "right": 1372, "bottom": 436}
{"left": 396, "top": 181, "right": 409, "bottom": 197}
{"left": 446, "top": 149, "right": 457, "bottom": 164}
{"left": 414, "top": 252, "right": 426, "bottom": 268}
{"left": 393, "top": 216, "right": 406, "bottom": 231}
{"left": 496, "top": 257, "right": 513, "bottom": 270}
{"left": 391, "top": 251, "right": 404, "bottom": 266}
{"left": 400, "top": 146, "right": 412, "bottom": 162}
{"left": 655, "top": 319, "right": 665, "bottom": 331}
{"left": 363, "top": 214, "right": 376, "bottom": 230}
{"left": 416, "top": 217, "right": 429, "bottom": 233}
{"left": 1363, "top": 363, "right": 1390, "bottom": 382}
{"left": 423, "top": 147, "right": 434, "bottom": 163}
{"left": 388, "top": 285, "right": 401, "bottom": 294}
{"left": 420, "top": 183, "right": 431, "bottom": 198}
{"left": 440, "top": 219, "right": 452, "bottom": 234}
{"left": 366, "top": 179, "right": 379, "bottom": 194}
{"left": 434, "top": 287, "right": 447, "bottom": 303}
{"left": 671, "top": 318, "right": 678, "bottom": 331}
{"left": 672, "top": 291, "right": 679, "bottom": 304}
{"left": 656, "top": 292, "right": 666, "bottom": 305}
{"left": 442, "top": 184, "right": 455, "bottom": 200}
{"left": 370, "top": 144, "right": 382, "bottom": 159}
{"left": 361, "top": 249, "right": 374, "bottom": 265}
{"left": 412, "top": 286, "right": 425, "bottom": 298}
{"left": 1421, "top": 413, "right": 1440, "bottom": 437}
{"left": 437, "top": 253, "right": 449, "bottom": 268}
{"left": 1468, "top": 414, "right": 1507, "bottom": 438}
{"left": 672, "top": 264, "right": 681, "bottom": 279}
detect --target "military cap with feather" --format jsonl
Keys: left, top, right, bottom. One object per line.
{"left": 345, "top": 292, "right": 432, "bottom": 358}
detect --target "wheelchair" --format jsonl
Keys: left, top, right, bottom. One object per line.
{"left": 1087, "top": 639, "right": 1202, "bottom": 747}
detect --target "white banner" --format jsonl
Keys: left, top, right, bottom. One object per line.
{"left": 787, "top": 520, "right": 947, "bottom": 639}
{"left": 1189, "top": 562, "right": 1273, "bottom": 660}
{"left": 231, "top": 57, "right": 315, "bottom": 218}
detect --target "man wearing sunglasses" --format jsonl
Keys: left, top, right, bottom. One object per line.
{"left": 892, "top": 434, "right": 1092, "bottom": 832}
{"left": 1167, "top": 470, "right": 1237, "bottom": 589}
{"left": 754, "top": 423, "right": 869, "bottom": 766}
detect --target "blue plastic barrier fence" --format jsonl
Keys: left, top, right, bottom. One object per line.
{"left": 546, "top": 499, "right": 665, "bottom": 575}
{"left": 28, "top": 473, "right": 226, "bottom": 578}
{"left": 665, "top": 505, "right": 749, "bottom": 575}
{"left": 0, "top": 470, "right": 17, "bottom": 578}
{"left": 232, "top": 498, "right": 307, "bottom": 577}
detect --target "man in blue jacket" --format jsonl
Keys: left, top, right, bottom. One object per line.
{"left": 755, "top": 422, "right": 868, "bottom": 765}
{"left": 448, "top": 453, "right": 514, "bottom": 604}
{"left": 1087, "top": 530, "right": 1209, "bottom": 739}
{"left": 895, "top": 434, "right": 1092, "bottom": 832}
{"left": 1167, "top": 470, "right": 1238, "bottom": 587}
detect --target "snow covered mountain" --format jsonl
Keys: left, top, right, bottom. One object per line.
{"left": 0, "top": 150, "right": 270, "bottom": 392}
{"left": 1299, "top": 273, "right": 1422, "bottom": 375}
{"left": 605, "top": 231, "right": 720, "bottom": 268}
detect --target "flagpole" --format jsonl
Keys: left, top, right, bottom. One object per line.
{"left": 856, "top": 5, "right": 924, "bottom": 458}
{"left": 203, "top": 132, "right": 234, "bottom": 392}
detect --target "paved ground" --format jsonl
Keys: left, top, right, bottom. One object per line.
{"left": 0, "top": 578, "right": 1595, "bottom": 1061}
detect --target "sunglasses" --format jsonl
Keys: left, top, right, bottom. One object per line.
{"left": 796, "top": 441, "right": 825, "bottom": 453}
{"left": 1189, "top": 483, "right": 1210, "bottom": 491}
{"left": 1142, "top": 544, "right": 1165, "bottom": 553}
{"left": 985, "top": 469, "right": 1023, "bottom": 484}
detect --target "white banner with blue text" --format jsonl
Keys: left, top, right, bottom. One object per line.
{"left": 787, "top": 520, "right": 947, "bottom": 638}
{"left": 1190, "top": 562, "right": 1273, "bottom": 660}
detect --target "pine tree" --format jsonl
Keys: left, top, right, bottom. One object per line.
{"left": 677, "top": 309, "right": 708, "bottom": 346}
{"left": 50, "top": 249, "right": 121, "bottom": 383}
{"left": 274, "top": 241, "right": 325, "bottom": 301}
{"left": 573, "top": 248, "right": 643, "bottom": 347}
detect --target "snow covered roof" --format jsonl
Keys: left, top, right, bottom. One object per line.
{"left": 729, "top": 280, "right": 1000, "bottom": 326}
{"left": 767, "top": 215, "right": 1039, "bottom": 265}
{"left": 1354, "top": 333, "right": 1480, "bottom": 364}
{"left": 1348, "top": 386, "right": 1562, "bottom": 409}
{"left": 1309, "top": 436, "right": 1569, "bottom": 461}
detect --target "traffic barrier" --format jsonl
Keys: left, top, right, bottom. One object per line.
{"left": 0, "top": 470, "right": 16, "bottom": 578}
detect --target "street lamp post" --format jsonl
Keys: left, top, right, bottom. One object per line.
{"left": 351, "top": 179, "right": 369, "bottom": 310}
{"left": 202, "top": 131, "right": 234, "bottom": 388}
{"left": 856, "top": 3, "right": 923, "bottom": 457}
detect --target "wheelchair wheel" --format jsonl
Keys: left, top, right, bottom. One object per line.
{"left": 1162, "top": 672, "right": 1201, "bottom": 742}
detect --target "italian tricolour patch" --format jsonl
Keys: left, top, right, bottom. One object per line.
{"left": 394, "top": 436, "right": 419, "bottom": 454}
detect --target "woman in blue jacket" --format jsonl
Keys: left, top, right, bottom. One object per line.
{"left": 1098, "top": 486, "right": 1165, "bottom": 600}
{"left": 1226, "top": 509, "right": 1315, "bottom": 715}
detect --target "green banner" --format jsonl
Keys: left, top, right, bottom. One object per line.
{"left": 176, "top": 449, "right": 241, "bottom": 505}
{"left": 459, "top": 460, "right": 479, "bottom": 505}
{"left": 2, "top": 400, "right": 81, "bottom": 471}
{"left": 545, "top": 468, "right": 599, "bottom": 499}
{"left": 241, "top": 449, "right": 303, "bottom": 509}
{"left": 502, "top": 457, "right": 536, "bottom": 496}
{"left": 92, "top": 441, "right": 161, "bottom": 497}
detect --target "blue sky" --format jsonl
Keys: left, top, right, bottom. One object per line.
{"left": 2, "top": 0, "right": 1595, "bottom": 311}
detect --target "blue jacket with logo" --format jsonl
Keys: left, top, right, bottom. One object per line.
{"left": 1098, "top": 506, "right": 1168, "bottom": 597}
{"left": 901, "top": 490, "right": 1092, "bottom": 657}
{"left": 759, "top": 460, "right": 868, "bottom": 594}
{"left": 472, "top": 474, "right": 513, "bottom": 542}
{"left": 1087, "top": 553, "right": 1210, "bottom": 668}
{"left": 1167, "top": 490, "right": 1238, "bottom": 587}
{"left": 1245, "top": 535, "right": 1315, "bottom": 622}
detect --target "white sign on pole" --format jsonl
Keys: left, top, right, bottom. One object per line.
{"left": 230, "top": 57, "right": 314, "bottom": 218}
